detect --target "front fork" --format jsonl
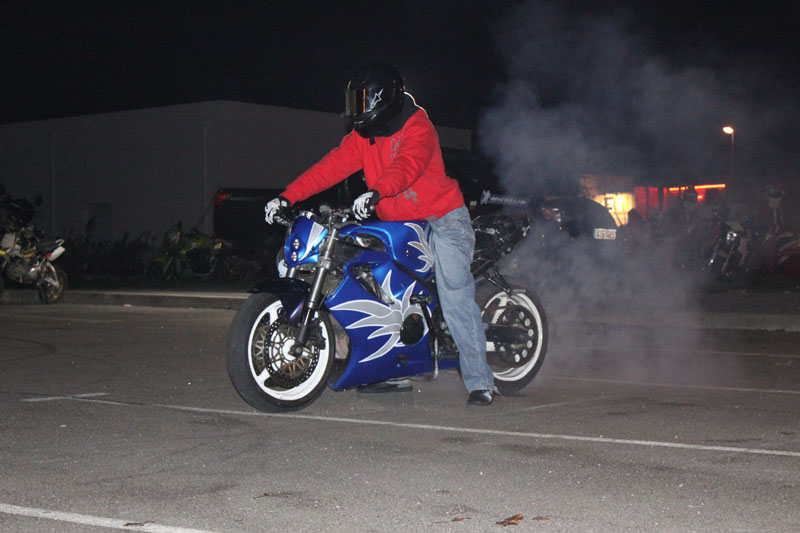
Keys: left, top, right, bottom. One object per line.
{"left": 293, "top": 226, "right": 339, "bottom": 352}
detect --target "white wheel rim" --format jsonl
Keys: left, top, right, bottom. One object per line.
{"left": 247, "top": 300, "right": 331, "bottom": 401}
{"left": 483, "top": 291, "right": 544, "bottom": 382}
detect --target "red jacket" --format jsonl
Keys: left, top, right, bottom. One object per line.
{"left": 281, "top": 108, "right": 464, "bottom": 221}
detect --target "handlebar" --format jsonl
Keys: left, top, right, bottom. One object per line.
{"left": 273, "top": 206, "right": 357, "bottom": 228}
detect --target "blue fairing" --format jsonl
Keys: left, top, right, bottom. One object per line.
{"left": 338, "top": 220, "right": 436, "bottom": 279}
{"left": 328, "top": 221, "right": 458, "bottom": 390}
{"left": 282, "top": 216, "right": 459, "bottom": 390}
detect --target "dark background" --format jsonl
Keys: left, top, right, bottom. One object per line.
{"left": 2, "top": 1, "right": 797, "bottom": 126}
{"left": 2, "top": 0, "right": 799, "bottom": 185}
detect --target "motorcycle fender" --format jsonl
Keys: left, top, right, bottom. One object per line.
{"left": 248, "top": 277, "right": 311, "bottom": 325}
{"left": 1, "top": 232, "right": 14, "bottom": 249}
{"left": 47, "top": 246, "right": 66, "bottom": 261}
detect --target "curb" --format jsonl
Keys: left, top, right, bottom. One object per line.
{"left": 62, "top": 290, "right": 248, "bottom": 310}
{"left": 1, "top": 288, "right": 247, "bottom": 310}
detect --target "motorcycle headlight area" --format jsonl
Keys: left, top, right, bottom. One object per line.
{"left": 289, "top": 238, "right": 302, "bottom": 262}
{"left": 166, "top": 227, "right": 181, "bottom": 245}
{"left": 285, "top": 216, "right": 327, "bottom": 266}
{"left": 726, "top": 230, "right": 739, "bottom": 245}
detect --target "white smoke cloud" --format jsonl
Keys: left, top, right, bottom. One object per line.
{"left": 478, "top": 0, "right": 796, "bottom": 193}
{"left": 478, "top": 1, "right": 770, "bottom": 384}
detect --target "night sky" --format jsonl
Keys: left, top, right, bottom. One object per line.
{"left": 2, "top": 0, "right": 799, "bottom": 183}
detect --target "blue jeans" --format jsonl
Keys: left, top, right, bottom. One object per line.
{"left": 429, "top": 206, "right": 494, "bottom": 392}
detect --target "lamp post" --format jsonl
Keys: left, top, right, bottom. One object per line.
{"left": 722, "top": 126, "right": 735, "bottom": 180}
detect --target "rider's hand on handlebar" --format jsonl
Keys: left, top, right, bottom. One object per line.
{"left": 353, "top": 190, "right": 380, "bottom": 221}
{"left": 265, "top": 196, "right": 290, "bottom": 225}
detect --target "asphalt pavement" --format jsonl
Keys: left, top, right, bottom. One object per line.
{"left": 2, "top": 282, "right": 799, "bottom": 332}
{"left": 2, "top": 301, "right": 799, "bottom": 532}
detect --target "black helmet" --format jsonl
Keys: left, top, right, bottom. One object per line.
{"left": 345, "top": 63, "right": 405, "bottom": 138}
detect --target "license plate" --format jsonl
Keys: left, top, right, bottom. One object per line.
{"left": 593, "top": 228, "right": 616, "bottom": 240}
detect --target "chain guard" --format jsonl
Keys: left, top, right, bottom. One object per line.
{"left": 432, "top": 306, "right": 458, "bottom": 356}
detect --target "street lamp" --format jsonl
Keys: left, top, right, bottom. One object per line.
{"left": 722, "top": 126, "right": 735, "bottom": 178}
{"left": 722, "top": 126, "right": 735, "bottom": 160}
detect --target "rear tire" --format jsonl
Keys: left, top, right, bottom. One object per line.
{"left": 38, "top": 265, "right": 67, "bottom": 304}
{"left": 478, "top": 279, "right": 548, "bottom": 395}
{"left": 226, "top": 293, "right": 334, "bottom": 411}
{"left": 219, "top": 256, "right": 246, "bottom": 280}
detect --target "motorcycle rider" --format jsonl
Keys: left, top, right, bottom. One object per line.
{"left": 264, "top": 63, "right": 496, "bottom": 405}
{"left": 757, "top": 185, "right": 786, "bottom": 273}
{"left": 662, "top": 187, "right": 702, "bottom": 269}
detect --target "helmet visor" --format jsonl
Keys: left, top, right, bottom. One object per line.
{"left": 345, "top": 86, "right": 385, "bottom": 118}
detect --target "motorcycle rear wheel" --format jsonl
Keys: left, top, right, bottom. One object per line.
{"left": 478, "top": 280, "right": 548, "bottom": 395}
{"left": 216, "top": 256, "right": 246, "bottom": 280}
{"left": 226, "top": 293, "right": 334, "bottom": 411}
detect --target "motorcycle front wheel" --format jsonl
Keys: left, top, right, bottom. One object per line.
{"left": 38, "top": 264, "right": 67, "bottom": 304}
{"left": 146, "top": 259, "right": 175, "bottom": 281}
{"left": 226, "top": 293, "right": 334, "bottom": 411}
{"left": 478, "top": 279, "right": 548, "bottom": 395}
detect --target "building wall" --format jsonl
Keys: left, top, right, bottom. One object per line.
{"left": 0, "top": 101, "right": 471, "bottom": 241}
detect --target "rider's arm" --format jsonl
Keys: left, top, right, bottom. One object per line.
{"left": 281, "top": 132, "right": 363, "bottom": 204}
{"left": 370, "top": 116, "right": 436, "bottom": 199}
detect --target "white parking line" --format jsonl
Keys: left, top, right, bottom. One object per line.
{"left": 22, "top": 392, "right": 109, "bottom": 402}
{"left": 515, "top": 395, "right": 614, "bottom": 412}
{"left": 61, "top": 395, "right": 800, "bottom": 459}
{"left": 548, "top": 375, "right": 800, "bottom": 395}
{"left": 0, "top": 503, "right": 217, "bottom": 532}
{"left": 573, "top": 345, "right": 800, "bottom": 359}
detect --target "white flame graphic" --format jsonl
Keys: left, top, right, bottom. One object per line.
{"left": 330, "top": 270, "right": 426, "bottom": 362}
{"left": 405, "top": 222, "right": 435, "bottom": 273}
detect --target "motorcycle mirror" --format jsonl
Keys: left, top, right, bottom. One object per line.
{"left": 34, "top": 194, "right": 43, "bottom": 207}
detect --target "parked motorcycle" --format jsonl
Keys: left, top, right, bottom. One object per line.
{"left": 705, "top": 208, "right": 800, "bottom": 283}
{"left": 705, "top": 208, "right": 756, "bottom": 283}
{"left": 0, "top": 187, "right": 67, "bottom": 303}
{"left": 147, "top": 221, "right": 244, "bottom": 280}
{"left": 770, "top": 233, "right": 800, "bottom": 278}
{"left": 225, "top": 206, "right": 548, "bottom": 411}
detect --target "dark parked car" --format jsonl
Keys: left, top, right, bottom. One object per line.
{"left": 532, "top": 196, "right": 618, "bottom": 247}
{"left": 212, "top": 174, "right": 366, "bottom": 275}
{"left": 212, "top": 149, "right": 487, "bottom": 273}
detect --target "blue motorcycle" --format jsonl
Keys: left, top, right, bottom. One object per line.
{"left": 225, "top": 207, "right": 547, "bottom": 411}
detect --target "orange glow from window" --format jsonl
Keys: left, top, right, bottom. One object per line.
{"left": 667, "top": 184, "right": 726, "bottom": 192}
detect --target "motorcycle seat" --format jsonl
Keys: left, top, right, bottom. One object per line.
{"left": 36, "top": 239, "right": 64, "bottom": 255}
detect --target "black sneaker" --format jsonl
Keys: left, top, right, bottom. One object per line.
{"left": 467, "top": 389, "right": 493, "bottom": 406}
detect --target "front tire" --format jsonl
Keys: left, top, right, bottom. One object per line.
{"left": 226, "top": 293, "right": 334, "bottom": 411}
{"left": 38, "top": 265, "right": 67, "bottom": 304}
{"left": 147, "top": 258, "right": 175, "bottom": 281}
{"left": 478, "top": 279, "right": 548, "bottom": 395}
